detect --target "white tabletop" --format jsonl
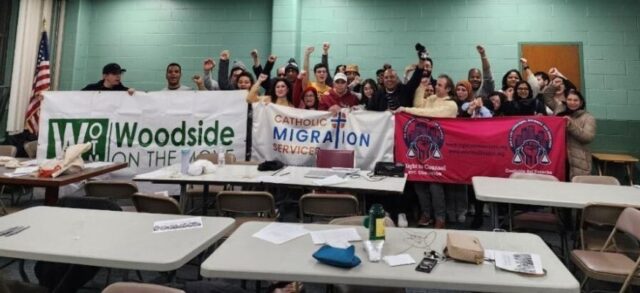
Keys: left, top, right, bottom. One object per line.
{"left": 200, "top": 222, "right": 579, "bottom": 293}
{"left": 134, "top": 165, "right": 407, "bottom": 194}
{"left": 473, "top": 176, "right": 640, "bottom": 208}
{"left": 0, "top": 206, "right": 234, "bottom": 271}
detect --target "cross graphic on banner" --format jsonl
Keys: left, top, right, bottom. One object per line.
{"left": 330, "top": 112, "right": 347, "bottom": 149}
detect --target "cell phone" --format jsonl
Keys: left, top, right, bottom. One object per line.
{"left": 415, "top": 257, "right": 438, "bottom": 273}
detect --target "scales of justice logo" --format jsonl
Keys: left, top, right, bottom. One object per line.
{"left": 508, "top": 119, "right": 553, "bottom": 169}
{"left": 402, "top": 118, "right": 444, "bottom": 163}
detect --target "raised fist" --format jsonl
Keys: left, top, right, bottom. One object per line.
{"left": 220, "top": 50, "right": 230, "bottom": 61}
{"left": 203, "top": 58, "right": 215, "bottom": 71}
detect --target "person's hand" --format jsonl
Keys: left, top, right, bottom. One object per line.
{"left": 548, "top": 67, "right": 559, "bottom": 77}
{"left": 127, "top": 88, "right": 135, "bottom": 96}
{"left": 298, "top": 70, "right": 307, "bottom": 80}
{"left": 220, "top": 50, "right": 230, "bottom": 61}
{"left": 193, "top": 75, "right": 204, "bottom": 86}
{"left": 203, "top": 58, "right": 215, "bottom": 72}
{"left": 328, "top": 105, "right": 341, "bottom": 115}
{"left": 476, "top": 45, "right": 486, "bottom": 57}
{"left": 406, "top": 64, "right": 417, "bottom": 74}
{"left": 250, "top": 49, "right": 258, "bottom": 60}
{"left": 268, "top": 54, "right": 277, "bottom": 63}
{"left": 323, "top": 42, "right": 330, "bottom": 53}
{"left": 475, "top": 97, "right": 484, "bottom": 107}
{"left": 350, "top": 75, "right": 361, "bottom": 88}
{"left": 35, "top": 92, "right": 44, "bottom": 101}
{"left": 505, "top": 87, "right": 514, "bottom": 101}
{"left": 258, "top": 73, "right": 269, "bottom": 83}
{"left": 520, "top": 57, "right": 528, "bottom": 68}
{"left": 395, "top": 106, "right": 406, "bottom": 113}
{"left": 305, "top": 46, "right": 315, "bottom": 56}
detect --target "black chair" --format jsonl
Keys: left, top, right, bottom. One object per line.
{"left": 34, "top": 196, "right": 122, "bottom": 293}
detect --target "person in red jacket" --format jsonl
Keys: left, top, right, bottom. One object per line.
{"left": 318, "top": 73, "right": 358, "bottom": 114}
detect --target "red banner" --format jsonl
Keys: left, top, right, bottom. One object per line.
{"left": 394, "top": 113, "right": 566, "bottom": 183}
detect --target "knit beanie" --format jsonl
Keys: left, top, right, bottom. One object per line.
{"left": 231, "top": 60, "right": 247, "bottom": 72}
{"left": 285, "top": 58, "right": 299, "bottom": 72}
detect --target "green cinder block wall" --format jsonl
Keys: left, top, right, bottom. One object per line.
{"left": 58, "top": 0, "right": 640, "bottom": 182}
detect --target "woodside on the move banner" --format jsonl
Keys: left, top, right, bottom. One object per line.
{"left": 38, "top": 91, "right": 248, "bottom": 177}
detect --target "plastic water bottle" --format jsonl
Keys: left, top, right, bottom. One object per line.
{"left": 180, "top": 149, "right": 191, "bottom": 174}
{"left": 217, "top": 148, "right": 225, "bottom": 168}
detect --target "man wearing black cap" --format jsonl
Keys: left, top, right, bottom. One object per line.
{"left": 82, "top": 63, "right": 134, "bottom": 94}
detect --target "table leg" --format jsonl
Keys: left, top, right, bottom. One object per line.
{"left": 491, "top": 203, "right": 499, "bottom": 229}
{"left": 44, "top": 187, "right": 59, "bottom": 205}
{"left": 202, "top": 184, "right": 210, "bottom": 215}
{"left": 626, "top": 163, "right": 634, "bottom": 185}
{"left": 508, "top": 203, "right": 513, "bottom": 231}
{"left": 179, "top": 184, "right": 187, "bottom": 212}
{"left": 596, "top": 159, "right": 603, "bottom": 176}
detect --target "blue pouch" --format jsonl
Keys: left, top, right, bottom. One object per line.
{"left": 312, "top": 245, "right": 361, "bottom": 268}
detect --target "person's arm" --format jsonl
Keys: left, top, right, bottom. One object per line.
{"left": 218, "top": 50, "right": 231, "bottom": 90}
{"left": 401, "top": 100, "right": 458, "bottom": 118}
{"left": 263, "top": 55, "right": 276, "bottom": 77}
{"left": 406, "top": 59, "right": 425, "bottom": 95}
{"left": 520, "top": 58, "right": 540, "bottom": 97}
{"left": 543, "top": 79, "right": 561, "bottom": 111}
{"left": 251, "top": 49, "right": 261, "bottom": 76}
{"left": 292, "top": 71, "right": 305, "bottom": 108}
{"left": 322, "top": 42, "right": 333, "bottom": 86}
{"left": 247, "top": 74, "right": 268, "bottom": 103}
{"left": 413, "top": 85, "right": 426, "bottom": 108}
{"left": 302, "top": 46, "right": 314, "bottom": 86}
{"left": 477, "top": 45, "right": 495, "bottom": 94}
{"left": 567, "top": 114, "right": 596, "bottom": 144}
{"left": 202, "top": 58, "right": 219, "bottom": 90}
{"left": 193, "top": 75, "right": 206, "bottom": 90}
{"left": 348, "top": 75, "right": 361, "bottom": 91}
{"left": 479, "top": 106, "right": 493, "bottom": 118}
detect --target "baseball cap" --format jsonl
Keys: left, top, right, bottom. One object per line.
{"left": 102, "top": 63, "right": 126, "bottom": 75}
{"left": 334, "top": 72, "right": 348, "bottom": 82}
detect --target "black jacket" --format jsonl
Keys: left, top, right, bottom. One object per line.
{"left": 81, "top": 80, "right": 129, "bottom": 91}
{"left": 367, "top": 67, "right": 423, "bottom": 111}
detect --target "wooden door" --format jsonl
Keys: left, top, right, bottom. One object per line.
{"left": 520, "top": 43, "right": 583, "bottom": 92}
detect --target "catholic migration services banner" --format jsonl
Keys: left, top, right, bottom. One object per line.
{"left": 251, "top": 103, "right": 394, "bottom": 170}
{"left": 394, "top": 113, "right": 567, "bottom": 183}
{"left": 38, "top": 91, "right": 247, "bottom": 177}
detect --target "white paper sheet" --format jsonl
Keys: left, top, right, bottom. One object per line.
{"left": 14, "top": 166, "right": 38, "bottom": 174}
{"left": 152, "top": 217, "right": 203, "bottom": 233}
{"left": 383, "top": 254, "right": 416, "bottom": 267}
{"left": 493, "top": 250, "right": 544, "bottom": 275}
{"left": 20, "top": 160, "right": 38, "bottom": 166}
{"left": 84, "top": 162, "right": 114, "bottom": 168}
{"left": 3, "top": 172, "right": 30, "bottom": 178}
{"left": 310, "top": 228, "right": 361, "bottom": 245}
{"left": 313, "top": 175, "right": 347, "bottom": 186}
{"left": 252, "top": 223, "right": 309, "bottom": 245}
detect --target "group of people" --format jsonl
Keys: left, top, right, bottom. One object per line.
{"left": 82, "top": 42, "right": 596, "bottom": 229}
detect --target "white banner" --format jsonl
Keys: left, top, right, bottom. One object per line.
{"left": 251, "top": 103, "right": 394, "bottom": 170}
{"left": 38, "top": 91, "right": 248, "bottom": 180}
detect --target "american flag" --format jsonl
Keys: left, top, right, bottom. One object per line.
{"left": 25, "top": 31, "right": 50, "bottom": 135}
